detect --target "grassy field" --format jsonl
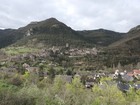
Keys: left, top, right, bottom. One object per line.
{"left": 2, "top": 46, "right": 39, "bottom": 56}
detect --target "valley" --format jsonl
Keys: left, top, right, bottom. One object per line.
{"left": 1, "top": 18, "right": 140, "bottom": 105}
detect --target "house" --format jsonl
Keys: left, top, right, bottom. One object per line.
{"left": 85, "top": 77, "right": 95, "bottom": 88}
{"left": 108, "top": 74, "right": 115, "bottom": 79}
{"left": 127, "top": 72, "right": 134, "bottom": 77}
{"left": 121, "top": 74, "right": 134, "bottom": 82}
{"left": 85, "top": 81, "right": 94, "bottom": 88}
{"left": 133, "top": 69, "right": 140, "bottom": 75}
{"left": 127, "top": 69, "right": 140, "bottom": 76}
{"left": 134, "top": 84, "right": 140, "bottom": 90}
{"left": 117, "top": 81, "right": 130, "bottom": 93}
{"left": 127, "top": 69, "right": 140, "bottom": 80}
{"left": 114, "top": 70, "right": 134, "bottom": 82}
{"left": 85, "top": 75, "right": 97, "bottom": 88}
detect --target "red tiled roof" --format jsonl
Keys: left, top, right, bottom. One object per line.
{"left": 127, "top": 72, "right": 134, "bottom": 77}
{"left": 133, "top": 69, "right": 140, "bottom": 74}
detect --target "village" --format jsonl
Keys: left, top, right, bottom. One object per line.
{"left": 0, "top": 46, "right": 140, "bottom": 94}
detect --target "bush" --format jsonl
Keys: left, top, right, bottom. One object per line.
{"left": 125, "top": 88, "right": 140, "bottom": 104}
{"left": 17, "top": 84, "right": 45, "bottom": 105}
{"left": 0, "top": 89, "right": 35, "bottom": 105}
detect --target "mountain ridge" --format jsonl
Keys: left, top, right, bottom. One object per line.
{"left": 0, "top": 17, "right": 139, "bottom": 49}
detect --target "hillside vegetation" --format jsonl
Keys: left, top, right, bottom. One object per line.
{"left": 0, "top": 72, "right": 140, "bottom": 105}
{"left": 0, "top": 18, "right": 125, "bottom": 48}
{"left": 78, "top": 29, "right": 124, "bottom": 46}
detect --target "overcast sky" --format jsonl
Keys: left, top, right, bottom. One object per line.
{"left": 0, "top": 0, "right": 140, "bottom": 32}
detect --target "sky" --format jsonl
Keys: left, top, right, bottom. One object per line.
{"left": 0, "top": 0, "right": 140, "bottom": 32}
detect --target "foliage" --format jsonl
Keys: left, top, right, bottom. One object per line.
{"left": 1, "top": 76, "right": 140, "bottom": 105}
{"left": 100, "top": 77, "right": 112, "bottom": 83}
{"left": 125, "top": 88, "right": 140, "bottom": 104}
{"left": 92, "top": 84, "right": 127, "bottom": 105}
{"left": 47, "top": 67, "right": 56, "bottom": 79}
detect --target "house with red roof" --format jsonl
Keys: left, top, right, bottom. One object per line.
{"left": 133, "top": 69, "right": 140, "bottom": 75}
{"left": 127, "top": 69, "right": 140, "bottom": 80}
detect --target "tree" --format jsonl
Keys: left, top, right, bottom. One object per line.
{"left": 117, "top": 62, "right": 122, "bottom": 70}
{"left": 48, "top": 67, "right": 56, "bottom": 79}
{"left": 92, "top": 83, "right": 126, "bottom": 105}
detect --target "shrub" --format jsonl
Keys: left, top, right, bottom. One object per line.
{"left": 0, "top": 88, "right": 35, "bottom": 105}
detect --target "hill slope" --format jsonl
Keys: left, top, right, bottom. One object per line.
{"left": 0, "top": 18, "right": 127, "bottom": 48}
{"left": 77, "top": 29, "right": 124, "bottom": 46}
{"left": 103, "top": 25, "right": 140, "bottom": 66}
{"left": 109, "top": 25, "right": 140, "bottom": 54}
{"left": 0, "top": 29, "right": 24, "bottom": 48}
{"left": 15, "top": 18, "right": 93, "bottom": 47}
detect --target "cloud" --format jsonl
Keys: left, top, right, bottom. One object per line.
{"left": 0, "top": 0, "right": 140, "bottom": 32}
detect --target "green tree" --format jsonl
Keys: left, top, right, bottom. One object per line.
{"left": 48, "top": 67, "right": 56, "bottom": 79}
{"left": 92, "top": 83, "right": 126, "bottom": 105}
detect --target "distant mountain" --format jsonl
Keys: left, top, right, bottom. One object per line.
{"left": 109, "top": 25, "right": 140, "bottom": 51}
{"left": 0, "top": 29, "right": 24, "bottom": 48}
{"left": 77, "top": 29, "right": 124, "bottom": 46}
{"left": 0, "top": 17, "right": 130, "bottom": 48}
{"left": 104, "top": 25, "right": 140, "bottom": 66}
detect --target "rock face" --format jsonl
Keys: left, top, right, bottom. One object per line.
{"left": 26, "top": 28, "right": 33, "bottom": 36}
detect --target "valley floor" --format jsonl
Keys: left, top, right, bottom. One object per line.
{"left": 0, "top": 46, "right": 140, "bottom": 105}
